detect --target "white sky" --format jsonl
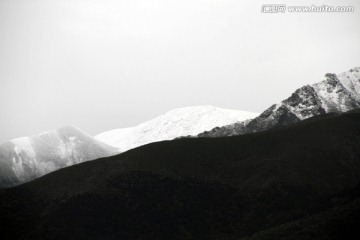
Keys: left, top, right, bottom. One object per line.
{"left": 0, "top": 0, "right": 359, "bottom": 142}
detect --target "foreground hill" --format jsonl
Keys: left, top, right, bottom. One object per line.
{"left": 199, "top": 67, "right": 360, "bottom": 137}
{"left": 1, "top": 111, "right": 360, "bottom": 239}
{"left": 95, "top": 105, "right": 258, "bottom": 151}
{"left": 241, "top": 186, "right": 360, "bottom": 240}
{"left": 0, "top": 126, "right": 119, "bottom": 188}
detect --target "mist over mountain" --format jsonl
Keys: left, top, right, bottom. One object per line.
{"left": 96, "top": 106, "right": 258, "bottom": 151}
{"left": 0, "top": 126, "right": 119, "bottom": 188}
{"left": 199, "top": 67, "right": 360, "bottom": 137}
{"left": 1, "top": 111, "right": 360, "bottom": 239}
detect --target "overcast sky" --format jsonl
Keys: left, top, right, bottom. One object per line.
{"left": 0, "top": 0, "right": 359, "bottom": 142}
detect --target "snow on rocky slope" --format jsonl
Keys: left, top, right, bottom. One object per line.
{"left": 198, "top": 67, "right": 360, "bottom": 137}
{"left": 95, "top": 106, "right": 258, "bottom": 151}
{"left": 0, "top": 126, "right": 120, "bottom": 187}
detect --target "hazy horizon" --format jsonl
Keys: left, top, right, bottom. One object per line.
{"left": 1, "top": 0, "right": 359, "bottom": 142}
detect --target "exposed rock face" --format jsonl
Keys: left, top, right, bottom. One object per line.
{"left": 198, "top": 67, "right": 360, "bottom": 137}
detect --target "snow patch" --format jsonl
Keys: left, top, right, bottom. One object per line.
{"left": 10, "top": 137, "right": 36, "bottom": 180}
{"left": 96, "top": 106, "right": 258, "bottom": 151}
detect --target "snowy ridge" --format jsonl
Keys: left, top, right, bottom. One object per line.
{"left": 95, "top": 106, "right": 258, "bottom": 151}
{"left": 198, "top": 67, "right": 360, "bottom": 138}
{"left": 0, "top": 126, "right": 119, "bottom": 187}
{"left": 312, "top": 72, "right": 360, "bottom": 113}
{"left": 337, "top": 67, "right": 360, "bottom": 101}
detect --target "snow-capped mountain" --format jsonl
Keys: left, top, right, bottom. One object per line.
{"left": 95, "top": 106, "right": 258, "bottom": 151}
{"left": 199, "top": 67, "right": 360, "bottom": 137}
{"left": 0, "top": 126, "right": 119, "bottom": 188}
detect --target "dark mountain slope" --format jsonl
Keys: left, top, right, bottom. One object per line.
{"left": 241, "top": 185, "right": 360, "bottom": 240}
{"left": 1, "top": 112, "right": 360, "bottom": 239}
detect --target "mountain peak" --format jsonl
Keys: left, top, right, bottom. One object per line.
{"left": 198, "top": 66, "right": 360, "bottom": 138}
{"left": 0, "top": 126, "right": 119, "bottom": 188}
{"left": 55, "top": 125, "right": 92, "bottom": 138}
{"left": 96, "top": 106, "right": 258, "bottom": 151}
